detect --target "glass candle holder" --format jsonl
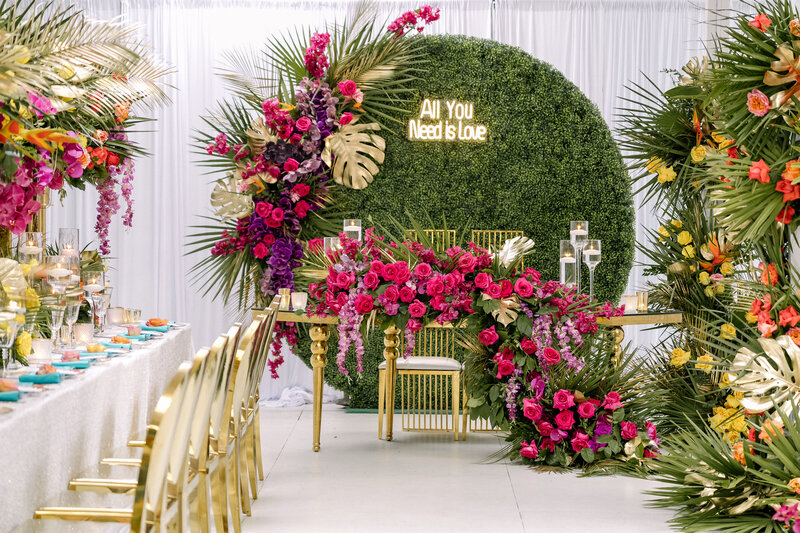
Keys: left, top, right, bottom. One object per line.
{"left": 278, "top": 288, "right": 291, "bottom": 310}
{"left": 559, "top": 240, "right": 576, "bottom": 286}
{"left": 74, "top": 323, "right": 94, "bottom": 344}
{"left": 17, "top": 232, "right": 43, "bottom": 284}
{"left": 570, "top": 221, "right": 589, "bottom": 293}
{"left": 291, "top": 292, "right": 308, "bottom": 311}
{"left": 343, "top": 219, "right": 362, "bottom": 242}
{"left": 323, "top": 237, "right": 341, "bottom": 252}
{"left": 46, "top": 256, "right": 72, "bottom": 295}
{"left": 637, "top": 291, "right": 649, "bottom": 312}
{"left": 58, "top": 228, "right": 80, "bottom": 258}
{"left": 621, "top": 294, "right": 637, "bottom": 312}
{"left": 583, "top": 240, "right": 601, "bottom": 300}
{"left": 31, "top": 338, "right": 53, "bottom": 361}
{"left": 108, "top": 307, "right": 125, "bottom": 325}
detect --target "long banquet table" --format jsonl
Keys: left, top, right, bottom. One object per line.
{"left": 0, "top": 325, "right": 194, "bottom": 532}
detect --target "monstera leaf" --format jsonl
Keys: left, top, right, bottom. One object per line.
{"left": 321, "top": 122, "right": 385, "bottom": 190}
{"left": 210, "top": 175, "right": 253, "bottom": 221}
{"left": 730, "top": 335, "right": 800, "bottom": 417}
{"left": 496, "top": 236, "right": 536, "bottom": 268}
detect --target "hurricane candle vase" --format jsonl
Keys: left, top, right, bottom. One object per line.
{"left": 569, "top": 221, "right": 589, "bottom": 293}
{"left": 17, "top": 232, "right": 43, "bottom": 284}
{"left": 583, "top": 240, "right": 601, "bottom": 300}
{"left": 343, "top": 219, "right": 362, "bottom": 242}
{"left": 559, "top": 240, "right": 576, "bottom": 286}
{"left": 58, "top": 228, "right": 79, "bottom": 258}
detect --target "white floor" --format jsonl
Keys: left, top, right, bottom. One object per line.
{"left": 243, "top": 405, "right": 677, "bottom": 533}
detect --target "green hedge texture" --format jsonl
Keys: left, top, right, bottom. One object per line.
{"left": 297, "top": 35, "right": 634, "bottom": 408}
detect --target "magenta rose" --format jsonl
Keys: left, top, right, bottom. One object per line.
{"left": 383, "top": 285, "right": 399, "bottom": 303}
{"left": 283, "top": 158, "right": 299, "bottom": 172}
{"left": 478, "top": 326, "right": 499, "bottom": 346}
{"left": 338, "top": 79, "right": 357, "bottom": 96}
{"left": 399, "top": 286, "right": 415, "bottom": 303}
{"left": 414, "top": 262, "right": 433, "bottom": 279}
{"left": 520, "top": 338, "right": 537, "bottom": 355}
{"left": 370, "top": 261, "right": 385, "bottom": 275}
{"left": 553, "top": 389, "right": 575, "bottom": 410}
{"left": 295, "top": 116, "right": 312, "bottom": 132}
{"left": 426, "top": 276, "right": 445, "bottom": 296}
{"left": 522, "top": 398, "right": 542, "bottom": 422}
{"left": 514, "top": 277, "right": 534, "bottom": 298}
{"left": 496, "top": 360, "right": 515, "bottom": 379}
{"left": 354, "top": 294, "right": 374, "bottom": 315}
{"left": 339, "top": 112, "right": 354, "bottom": 126}
{"left": 266, "top": 208, "right": 285, "bottom": 228}
{"left": 554, "top": 410, "right": 575, "bottom": 430}
{"left": 408, "top": 299, "right": 427, "bottom": 318}
{"left": 292, "top": 183, "right": 310, "bottom": 197}
{"left": 540, "top": 438, "right": 555, "bottom": 453}
{"left": 337, "top": 272, "right": 355, "bottom": 290}
{"left": 363, "top": 271, "right": 380, "bottom": 290}
{"left": 577, "top": 402, "right": 596, "bottom": 419}
{"left": 253, "top": 243, "right": 269, "bottom": 259}
{"left": 519, "top": 440, "right": 538, "bottom": 459}
{"left": 457, "top": 252, "right": 477, "bottom": 273}
{"left": 542, "top": 347, "right": 561, "bottom": 365}
{"left": 602, "top": 392, "right": 624, "bottom": 410}
{"left": 486, "top": 283, "right": 502, "bottom": 299}
{"left": 255, "top": 201, "right": 272, "bottom": 218}
{"left": 382, "top": 263, "right": 398, "bottom": 282}
{"left": 406, "top": 318, "right": 422, "bottom": 332}
{"left": 294, "top": 200, "right": 310, "bottom": 219}
{"left": 620, "top": 421, "right": 638, "bottom": 440}
{"left": 536, "top": 420, "right": 554, "bottom": 436}
{"left": 645, "top": 421, "right": 659, "bottom": 445}
{"left": 393, "top": 261, "right": 411, "bottom": 284}
{"left": 570, "top": 431, "right": 591, "bottom": 453}
{"left": 500, "top": 280, "right": 514, "bottom": 298}
{"left": 475, "top": 272, "right": 493, "bottom": 289}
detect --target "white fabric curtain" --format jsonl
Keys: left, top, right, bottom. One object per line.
{"left": 50, "top": 0, "right": 751, "bottom": 399}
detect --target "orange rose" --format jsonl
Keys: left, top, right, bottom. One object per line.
{"left": 732, "top": 441, "right": 747, "bottom": 466}
{"left": 114, "top": 102, "right": 129, "bottom": 124}
{"left": 760, "top": 262, "right": 779, "bottom": 286}
{"left": 782, "top": 160, "right": 800, "bottom": 183}
{"left": 759, "top": 419, "right": 784, "bottom": 443}
{"left": 789, "top": 328, "right": 800, "bottom": 346}
{"left": 792, "top": 19, "right": 800, "bottom": 38}
{"left": 789, "top": 478, "right": 800, "bottom": 494}
{"left": 77, "top": 149, "right": 91, "bottom": 169}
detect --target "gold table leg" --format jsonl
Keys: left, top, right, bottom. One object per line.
{"left": 383, "top": 325, "right": 400, "bottom": 441}
{"left": 610, "top": 326, "right": 624, "bottom": 367}
{"left": 310, "top": 324, "right": 330, "bottom": 452}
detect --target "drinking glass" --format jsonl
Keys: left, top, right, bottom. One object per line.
{"left": 343, "top": 219, "right": 361, "bottom": 241}
{"left": 64, "top": 300, "right": 81, "bottom": 348}
{"left": 583, "top": 240, "right": 601, "bottom": 300}
{"left": 17, "top": 232, "right": 43, "bottom": 284}
{"left": 0, "top": 308, "right": 21, "bottom": 377}
{"left": 559, "top": 240, "right": 576, "bottom": 286}
{"left": 49, "top": 303, "right": 65, "bottom": 350}
{"left": 570, "top": 221, "right": 589, "bottom": 293}
{"left": 92, "top": 293, "right": 111, "bottom": 334}
{"left": 59, "top": 228, "right": 79, "bottom": 258}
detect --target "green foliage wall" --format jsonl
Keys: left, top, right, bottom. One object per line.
{"left": 297, "top": 35, "right": 634, "bottom": 408}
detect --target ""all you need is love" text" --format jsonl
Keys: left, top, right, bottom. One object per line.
{"left": 408, "top": 99, "right": 487, "bottom": 142}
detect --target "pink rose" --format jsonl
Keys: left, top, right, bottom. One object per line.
{"left": 406, "top": 318, "right": 422, "bottom": 332}
{"left": 542, "top": 347, "right": 561, "bottom": 365}
{"left": 457, "top": 252, "right": 477, "bottom": 273}
{"left": 494, "top": 347, "right": 514, "bottom": 361}
{"left": 339, "top": 112, "right": 354, "bottom": 126}
{"left": 383, "top": 285, "right": 399, "bottom": 303}
{"left": 496, "top": 359, "right": 515, "bottom": 379}
{"left": 337, "top": 272, "right": 355, "bottom": 290}
{"left": 520, "top": 338, "right": 537, "bottom": 355}
{"left": 514, "top": 277, "right": 534, "bottom": 298}
{"left": 294, "top": 200, "right": 310, "bottom": 219}
{"left": 292, "top": 183, "right": 310, "bottom": 197}
{"left": 523, "top": 398, "right": 542, "bottom": 422}
{"left": 253, "top": 243, "right": 269, "bottom": 259}
{"left": 393, "top": 261, "right": 411, "bottom": 284}
{"left": 370, "top": 261, "right": 385, "bottom": 275}
{"left": 408, "top": 299, "right": 427, "bottom": 318}
{"left": 475, "top": 272, "right": 493, "bottom": 289}
{"left": 747, "top": 89, "right": 770, "bottom": 117}
{"left": 295, "top": 116, "right": 312, "bottom": 132}
{"left": 255, "top": 201, "right": 272, "bottom": 218}
{"left": 414, "top": 262, "right": 433, "bottom": 278}
{"left": 363, "top": 271, "right": 380, "bottom": 290}
{"left": 354, "top": 294, "right": 374, "bottom": 315}
{"left": 283, "top": 158, "right": 299, "bottom": 172}
{"left": 382, "top": 263, "right": 398, "bottom": 282}
{"left": 519, "top": 440, "right": 538, "bottom": 459}
{"left": 536, "top": 421, "right": 553, "bottom": 436}
{"left": 267, "top": 165, "right": 281, "bottom": 179}
{"left": 336, "top": 292, "right": 348, "bottom": 309}
{"left": 552, "top": 389, "right": 575, "bottom": 410}
{"left": 540, "top": 438, "right": 555, "bottom": 453}
{"left": 338, "top": 79, "right": 357, "bottom": 96}
{"left": 478, "top": 326, "right": 499, "bottom": 346}
{"left": 500, "top": 280, "right": 514, "bottom": 298}
{"left": 577, "top": 402, "right": 596, "bottom": 419}
{"left": 571, "top": 431, "right": 591, "bottom": 453}
{"left": 266, "top": 208, "right": 285, "bottom": 228}
{"left": 399, "top": 286, "right": 416, "bottom": 303}
{"left": 486, "top": 283, "right": 502, "bottom": 299}
{"left": 554, "top": 410, "right": 575, "bottom": 430}
{"left": 426, "top": 276, "right": 445, "bottom": 296}
{"left": 620, "top": 421, "right": 638, "bottom": 440}
{"left": 602, "top": 392, "right": 624, "bottom": 410}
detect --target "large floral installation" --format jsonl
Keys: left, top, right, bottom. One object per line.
{"left": 0, "top": 2, "right": 170, "bottom": 254}
{"left": 190, "top": 5, "right": 439, "bottom": 376}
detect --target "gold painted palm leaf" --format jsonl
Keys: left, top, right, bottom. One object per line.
{"left": 210, "top": 175, "right": 253, "bottom": 221}
{"left": 730, "top": 335, "right": 800, "bottom": 417}
{"left": 321, "top": 121, "right": 385, "bottom": 189}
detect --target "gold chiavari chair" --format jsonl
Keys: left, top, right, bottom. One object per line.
{"left": 33, "top": 359, "right": 196, "bottom": 531}
{"left": 378, "top": 229, "right": 462, "bottom": 441}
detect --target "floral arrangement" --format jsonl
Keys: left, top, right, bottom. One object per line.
{"left": 0, "top": 3, "right": 170, "bottom": 254}
{"left": 190, "top": 5, "right": 438, "bottom": 375}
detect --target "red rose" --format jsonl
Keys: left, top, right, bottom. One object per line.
{"left": 294, "top": 200, "right": 310, "bottom": 219}
{"left": 495, "top": 347, "right": 514, "bottom": 361}
{"left": 478, "top": 325, "right": 499, "bottom": 346}
{"left": 776, "top": 180, "right": 800, "bottom": 203}
{"left": 540, "top": 438, "right": 555, "bottom": 452}
{"left": 519, "top": 440, "right": 538, "bottom": 459}
{"left": 500, "top": 279, "right": 514, "bottom": 298}
{"left": 266, "top": 208, "right": 285, "bottom": 228}
{"left": 408, "top": 299, "right": 427, "bottom": 318}
{"left": 354, "top": 294, "right": 374, "bottom": 314}
{"left": 264, "top": 234, "right": 276, "bottom": 246}
{"left": 290, "top": 133, "right": 302, "bottom": 144}
{"left": 542, "top": 347, "right": 561, "bottom": 365}
{"left": 267, "top": 166, "right": 281, "bottom": 179}
{"left": 426, "top": 276, "right": 445, "bottom": 296}
{"left": 486, "top": 283, "right": 502, "bottom": 299}
{"left": 295, "top": 116, "right": 312, "bottom": 132}
{"left": 748, "top": 159, "right": 771, "bottom": 184}
{"left": 554, "top": 410, "right": 575, "bottom": 430}
{"left": 363, "top": 271, "right": 380, "bottom": 290}
{"left": 414, "top": 262, "right": 433, "bottom": 278}
{"left": 92, "top": 147, "right": 108, "bottom": 165}
{"left": 338, "top": 80, "right": 357, "bottom": 96}
{"left": 570, "top": 431, "right": 591, "bottom": 453}
{"left": 292, "top": 183, "right": 310, "bottom": 198}
{"left": 339, "top": 112, "right": 354, "bottom": 126}
{"left": 336, "top": 292, "right": 348, "bottom": 309}
{"left": 399, "top": 286, "right": 416, "bottom": 303}
{"left": 253, "top": 243, "right": 269, "bottom": 259}
{"left": 777, "top": 205, "right": 795, "bottom": 224}
{"left": 520, "top": 338, "right": 537, "bottom": 355}
{"left": 577, "top": 402, "right": 596, "bottom": 419}
{"left": 255, "top": 201, "right": 272, "bottom": 218}
{"left": 514, "top": 277, "right": 534, "bottom": 298}
{"left": 475, "top": 272, "right": 492, "bottom": 289}
{"left": 383, "top": 285, "right": 399, "bottom": 303}
{"left": 106, "top": 152, "right": 120, "bottom": 167}
{"left": 496, "top": 360, "right": 515, "bottom": 379}
{"left": 283, "top": 158, "right": 299, "bottom": 172}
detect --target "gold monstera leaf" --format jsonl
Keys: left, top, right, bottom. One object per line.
{"left": 210, "top": 175, "right": 253, "bottom": 221}
{"left": 321, "top": 122, "right": 385, "bottom": 190}
{"left": 247, "top": 118, "right": 278, "bottom": 157}
{"left": 730, "top": 335, "right": 800, "bottom": 417}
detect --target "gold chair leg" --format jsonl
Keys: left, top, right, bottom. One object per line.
{"left": 127, "top": 440, "right": 145, "bottom": 448}
{"left": 452, "top": 371, "right": 460, "bottom": 441}
{"left": 192, "top": 470, "right": 210, "bottom": 533}
{"left": 245, "top": 423, "right": 258, "bottom": 500}
{"left": 211, "top": 460, "right": 230, "bottom": 533}
{"left": 68, "top": 478, "right": 137, "bottom": 494}
{"left": 100, "top": 457, "right": 141, "bottom": 467}
{"left": 253, "top": 405, "right": 265, "bottom": 481}
{"left": 226, "top": 449, "right": 243, "bottom": 533}
{"left": 461, "top": 387, "right": 468, "bottom": 441}
{"left": 378, "top": 368, "right": 385, "bottom": 439}
{"left": 235, "top": 436, "right": 252, "bottom": 516}
{"left": 34, "top": 507, "right": 133, "bottom": 522}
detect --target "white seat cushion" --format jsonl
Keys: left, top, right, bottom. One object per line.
{"left": 378, "top": 356, "right": 462, "bottom": 371}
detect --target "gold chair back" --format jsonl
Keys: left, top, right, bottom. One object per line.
{"left": 406, "top": 229, "right": 456, "bottom": 252}
{"left": 189, "top": 335, "right": 228, "bottom": 466}
{"left": 209, "top": 323, "right": 242, "bottom": 451}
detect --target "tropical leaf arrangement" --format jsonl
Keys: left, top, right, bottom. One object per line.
{"left": 188, "top": 4, "right": 440, "bottom": 376}
{"left": 0, "top": 1, "right": 172, "bottom": 254}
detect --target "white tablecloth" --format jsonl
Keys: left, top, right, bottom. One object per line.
{"left": 0, "top": 326, "right": 194, "bottom": 532}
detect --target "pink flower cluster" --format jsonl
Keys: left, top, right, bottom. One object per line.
{"left": 387, "top": 5, "right": 440, "bottom": 36}
{"left": 303, "top": 32, "right": 331, "bottom": 79}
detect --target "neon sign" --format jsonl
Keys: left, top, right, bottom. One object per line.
{"left": 408, "top": 98, "right": 487, "bottom": 142}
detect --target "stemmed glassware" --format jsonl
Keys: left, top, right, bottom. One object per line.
{"left": 48, "top": 303, "right": 65, "bottom": 351}
{"left": 570, "top": 221, "right": 589, "bottom": 293}
{"left": 0, "top": 307, "right": 21, "bottom": 378}
{"left": 559, "top": 240, "right": 576, "bottom": 286}
{"left": 81, "top": 271, "right": 104, "bottom": 331}
{"left": 64, "top": 299, "right": 81, "bottom": 349}
{"left": 92, "top": 292, "right": 111, "bottom": 335}
{"left": 583, "top": 240, "right": 602, "bottom": 300}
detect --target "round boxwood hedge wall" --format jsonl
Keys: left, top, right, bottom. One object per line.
{"left": 297, "top": 35, "right": 634, "bottom": 408}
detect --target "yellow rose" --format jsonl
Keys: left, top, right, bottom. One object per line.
{"left": 714, "top": 283, "right": 725, "bottom": 295}
{"left": 671, "top": 220, "right": 683, "bottom": 229}
{"left": 646, "top": 157, "right": 665, "bottom": 173}
{"left": 725, "top": 430, "right": 740, "bottom": 444}
{"left": 720, "top": 261, "right": 734, "bottom": 276}
{"left": 719, "top": 373, "right": 731, "bottom": 388}
{"left": 730, "top": 414, "right": 747, "bottom": 433}
{"left": 691, "top": 145, "right": 707, "bottom": 163}
{"left": 15, "top": 330, "right": 31, "bottom": 358}
{"left": 745, "top": 312, "right": 758, "bottom": 323}
{"left": 712, "top": 132, "right": 734, "bottom": 149}
{"left": 709, "top": 414, "right": 725, "bottom": 431}
{"left": 670, "top": 347, "right": 691, "bottom": 367}
{"left": 696, "top": 353, "right": 714, "bottom": 372}
{"left": 788, "top": 478, "right": 800, "bottom": 494}
{"left": 704, "top": 286, "right": 716, "bottom": 298}
{"left": 698, "top": 271, "right": 710, "bottom": 285}
{"left": 657, "top": 166, "right": 677, "bottom": 183}
{"left": 658, "top": 225, "right": 670, "bottom": 237}
{"left": 682, "top": 245, "right": 696, "bottom": 259}
{"left": 677, "top": 231, "right": 693, "bottom": 246}
{"left": 720, "top": 323, "right": 736, "bottom": 340}
{"left": 725, "top": 394, "right": 741, "bottom": 409}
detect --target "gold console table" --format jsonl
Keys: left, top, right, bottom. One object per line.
{"left": 597, "top": 310, "right": 683, "bottom": 361}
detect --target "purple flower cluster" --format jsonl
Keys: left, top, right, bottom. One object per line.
{"left": 311, "top": 82, "right": 338, "bottom": 139}
{"left": 95, "top": 176, "right": 120, "bottom": 255}
{"left": 505, "top": 369, "right": 523, "bottom": 421}
{"left": 111, "top": 158, "right": 135, "bottom": 227}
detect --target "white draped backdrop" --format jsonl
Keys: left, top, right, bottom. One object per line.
{"left": 49, "top": 0, "right": 762, "bottom": 401}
